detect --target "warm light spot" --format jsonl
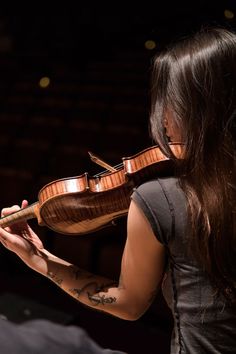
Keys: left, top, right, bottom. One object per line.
{"left": 224, "top": 9, "right": 234, "bottom": 19}
{"left": 39, "top": 77, "right": 50, "bottom": 88}
{"left": 144, "top": 40, "right": 156, "bottom": 50}
{"left": 67, "top": 179, "right": 79, "bottom": 192}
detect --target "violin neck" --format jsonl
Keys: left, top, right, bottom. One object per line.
{"left": 0, "top": 202, "right": 39, "bottom": 228}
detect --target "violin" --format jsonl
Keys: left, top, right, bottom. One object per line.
{"left": 0, "top": 143, "right": 182, "bottom": 236}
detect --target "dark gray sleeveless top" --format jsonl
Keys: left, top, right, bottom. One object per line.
{"left": 131, "top": 177, "right": 236, "bottom": 354}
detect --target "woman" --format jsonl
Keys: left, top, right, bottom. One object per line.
{"left": 0, "top": 27, "right": 235, "bottom": 353}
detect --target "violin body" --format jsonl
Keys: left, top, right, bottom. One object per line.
{"left": 0, "top": 144, "right": 182, "bottom": 235}
{"left": 39, "top": 172, "right": 131, "bottom": 235}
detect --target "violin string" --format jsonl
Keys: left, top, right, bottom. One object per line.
{"left": 94, "top": 163, "right": 123, "bottom": 177}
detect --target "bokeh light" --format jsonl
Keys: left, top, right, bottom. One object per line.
{"left": 39, "top": 76, "right": 50, "bottom": 88}
{"left": 224, "top": 9, "right": 234, "bottom": 19}
{"left": 144, "top": 40, "right": 156, "bottom": 50}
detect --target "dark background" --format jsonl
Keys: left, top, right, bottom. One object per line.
{"left": 0, "top": 2, "right": 235, "bottom": 353}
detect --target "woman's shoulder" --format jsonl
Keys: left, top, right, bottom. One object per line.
{"left": 131, "top": 177, "right": 185, "bottom": 245}
{"left": 133, "top": 176, "right": 183, "bottom": 200}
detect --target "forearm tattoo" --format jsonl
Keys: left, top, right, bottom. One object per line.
{"left": 47, "top": 264, "right": 118, "bottom": 307}
{"left": 47, "top": 265, "right": 91, "bottom": 287}
{"left": 69, "top": 281, "right": 118, "bottom": 306}
{"left": 70, "top": 266, "right": 92, "bottom": 280}
{"left": 88, "top": 293, "right": 116, "bottom": 306}
{"left": 47, "top": 271, "right": 63, "bottom": 287}
{"left": 69, "top": 281, "right": 98, "bottom": 298}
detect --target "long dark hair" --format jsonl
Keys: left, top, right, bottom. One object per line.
{"left": 150, "top": 27, "right": 236, "bottom": 302}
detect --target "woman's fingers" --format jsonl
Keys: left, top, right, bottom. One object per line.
{"left": 1, "top": 200, "right": 28, "bottom": 218}
{"left": 21, "top": 200, "right": 28, "bottom": 209}
{"left": 1, "top": 201, "right": 29, "bottom": 232}
{"left": 1, "top": 205, "right": 21, "bottom": 217}
{"left": 1, "top": 205, "right": 21, "bottom": 233}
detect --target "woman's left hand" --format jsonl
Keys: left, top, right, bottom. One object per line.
{"left": 0, "top": 200, "right": 44, "bottom": 264}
